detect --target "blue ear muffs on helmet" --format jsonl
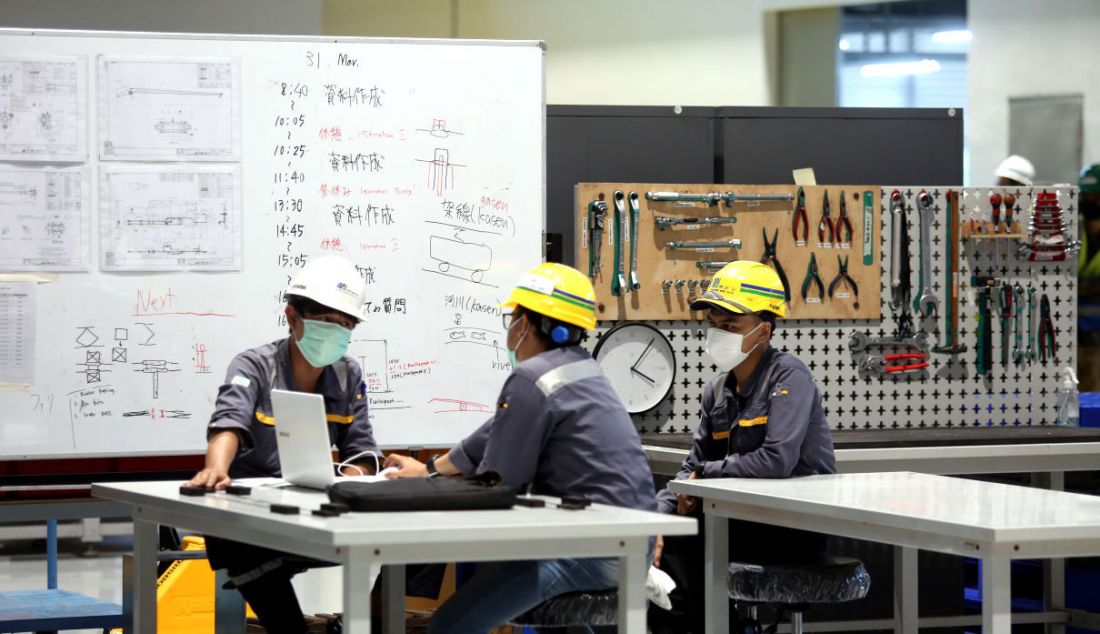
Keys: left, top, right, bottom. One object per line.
{"left": 550, "top": 324, "right": 571, "bottom": 344}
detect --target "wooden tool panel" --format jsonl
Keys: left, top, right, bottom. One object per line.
{"left": 575, "top": 182, "right": 881, "bottom": 321}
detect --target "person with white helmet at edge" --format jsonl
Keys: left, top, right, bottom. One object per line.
{"left": 995, "top": 154, "right": 1036, "bottom": 187}
{"left": 187, "top": 255, "right": 379, "bottom": 634}
{"left": 648, "top": 260, "right": 837, "bottom": 634}
{"left": 384, "top": 262, "right": 657, "bottom": 634}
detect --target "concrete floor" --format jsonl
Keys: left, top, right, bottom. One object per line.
{"left": 0, "top": 534, "right": 345, "bottom": 633}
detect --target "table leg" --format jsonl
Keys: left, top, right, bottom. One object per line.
{"left": 704, "top": 512, "right": 728, "bottom": 634}
{"left": 617, "top": 539, "right": 648, "bottom": 634}
{"left": 131, "top": 517, "right": 158, "bottom": 634}
{"left": 982, "top": 557, "right": 1012, "bottom": 633}
{"left": 380, "top": 565, "right": 405, "bottom": 634}
{"left": 344, "top": 548, "right": 380, "bottom": 634}
{"left": 1043, "top": 472, "right": 1067, "bottom": 634}
{"left": 893, "top": 546, "right": 918, "bottom": 634}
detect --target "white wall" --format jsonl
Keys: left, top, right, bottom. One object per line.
{"left": 0, "top": 0, "right": 323, "bottom": 35}
{"left": 968, "top": 0, "right": 1100, "bottom": 185}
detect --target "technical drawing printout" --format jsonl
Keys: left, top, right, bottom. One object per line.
{"left": 0, "top": 167, "right": 89, "bottom": 271}
{"left": 0, "top": 282, "right": 35, "bottom": 384}
{"left": 98, "top": 56, "right": 240, "bottom": 160}
{"left": 0, "top": 56, "right": 87, "bottom": 161}
{"left": 100, "top": 166, "right": 241, "bottom": 271}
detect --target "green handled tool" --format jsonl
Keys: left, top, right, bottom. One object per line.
{"left": 611, "top": 190, "right": 627, "bottom": 297}
{"left": 977, "top": 286, "right": 992, "bottom": 376}
{"left": 1012, "top": 283, "right": 1025, "bottom": 364}
{"left": 586, "top": 197, "right": 607, "bottom": 279}
{"left": 628, "top": 191, "right": 641, "bottom": 291}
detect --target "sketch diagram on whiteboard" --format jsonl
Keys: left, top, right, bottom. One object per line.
{"left": 428, "top": 397, "right": 490, "bottom": 414}
{"left": 0, "top": 167, "right": 89, "bottom": 271}
{"left": 100, "top": 167, "right": 241, "bottom": 271}
{"left": 98, "top": 56, "right": 240, "bottom": 160}
{"left": 0, "top": 56, "right": 87, "bottom": 161}
{"left": 423, "top": 221, "right": 499, "bottom": 287}
{"left": 133, "top": 358, "right": 180, "bottom": 399}
{"left": 416, "top": 119, "right": 463, "bottom": 139}
{"left": 416, "top": 148, "right": 465, "bottom": 196}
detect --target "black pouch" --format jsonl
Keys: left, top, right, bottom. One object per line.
{"left": 326, "top": 471, "right": 517, "bottom": 512}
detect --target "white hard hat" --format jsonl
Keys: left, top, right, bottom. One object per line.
{"left": 285, "top": 256, "right": 369, "bottom": 321}
{"left": 995, "top": 155, "right": 1035, "bottom": 186}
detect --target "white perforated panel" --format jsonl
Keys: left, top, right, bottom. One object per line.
{"left": 585, "top": 187, "right": 1078, "bottom": 433}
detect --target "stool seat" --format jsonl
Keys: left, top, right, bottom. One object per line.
{"left": 727, "top": 557, "right": 870, "bottom": 605}
{"left": 510, "top": 589, "right": 618, "bottom": 627}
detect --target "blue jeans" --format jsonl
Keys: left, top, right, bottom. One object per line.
{"left": 427, "top": 557, "right": 619, "bottom": 634}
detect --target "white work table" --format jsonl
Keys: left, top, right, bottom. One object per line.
{"left": 93, "top": 481, "right": 695, "bottom": 634}
{"left": 670, "top": 472, "right": 1100, "bottom": 633}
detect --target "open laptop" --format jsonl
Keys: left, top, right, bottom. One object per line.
{"left": 270, "top": 388, "right": 384, "bottom": 489}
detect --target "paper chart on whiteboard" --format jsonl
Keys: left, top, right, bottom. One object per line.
{"left": 97, "top": 55, "right": 240, "bottom": 161}
{"left": 99, "top": 166, "right": 242, "bottom": 271}
{"left": 0, "top": 166, "right": 89, "bottom": 271}
{"left": 0, "top": 55, "right": 87, "bottom": 161}
{"left": 0, "top": 281, "right": 35, "bottom": 384}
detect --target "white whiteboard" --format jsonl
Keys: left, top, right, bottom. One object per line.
{"left": 0, "top": 29, "right": 545, "bottom": 459}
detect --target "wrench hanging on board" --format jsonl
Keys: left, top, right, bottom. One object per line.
{"left": 611, "top": 190, "right": 627, "bottom": 297}
{"left": 586, "top": 197, "right": 607, "bottom": 279}
{"left": 913, "top": 190, "right": 940, "bottom": 319}
{"left": 628, "top": 191, "right": 641, "bottom": 291}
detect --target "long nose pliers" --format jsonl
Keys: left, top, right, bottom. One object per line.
{"left": 792, "top": 186, "right": 809, "bottom": 245}
{"left": 818, "top": 190, "right": 835, "bottom": 244}
{"left": 828, "top": 254, "right": 859, "bottom": 309}
{"left": 836, "top": 191, "right": 854, "bottom": 245}
{"left": 759, "top": 227, "right": 791, "bottom": 302}
{"left": 801, "top": 252, "right": 825, "bottom": 303}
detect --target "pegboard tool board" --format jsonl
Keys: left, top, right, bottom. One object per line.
{"left": 583, "top": 186, "right": 1077, "bottom": 434}
{"left": 0, "top": 29, "right": 544, "bottom": 459}
{"left": 574, "top": 183, "right": 882, "bottom": 321}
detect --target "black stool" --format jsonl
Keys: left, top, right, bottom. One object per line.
{"left": 727, "top": 557, "right": 870, "bottom": 634}
{"left": 510, "top": 590, "right": 618, "bottom": 628}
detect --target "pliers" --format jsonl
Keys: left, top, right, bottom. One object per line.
{"left": 792, "top": 186, "right": 809, "bottom": 244}
{"left": 1039, "top": 294, "right": 1056, "bottom": 362}
{"left": 801, "top": 252, "right": 825, "bottom": 303}
{"left": 818, "top": 190, "right": 835, "bottom": 244}
{"left": 759, "top": 227, "right": 791, "bottom": 302}
{"left": 828, "top": 254, "right": 859, "bottom": 308}
{"left": 836, "top": 191, "right": 854, "bottom": 245}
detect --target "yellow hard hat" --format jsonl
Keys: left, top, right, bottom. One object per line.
{"left": 500, "top": 263, "right": 597, "bottom": 331}
{"left": 690, "top": 260, "right": 788, "bottom": 318}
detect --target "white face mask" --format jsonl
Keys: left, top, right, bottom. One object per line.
{"left": 705, "top": 322, "right": 765, "bottom": 371}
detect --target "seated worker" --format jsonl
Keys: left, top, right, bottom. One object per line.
{"left": 187, "top": 255, "right": 378, "bottom": 634}
{"left": 649, "top": 260, "right": 837, "bottom": 634}
{"left": 384, "top": 262, "right": 657, "bottom": 634}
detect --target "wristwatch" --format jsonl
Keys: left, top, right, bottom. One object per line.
{"left": 693, "top": 462, "right": 705, "bottom": 478}
{"left": 426, "top": 454, "right": 440, "bottom": 478}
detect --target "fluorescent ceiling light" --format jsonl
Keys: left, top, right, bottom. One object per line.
{"left": 860, "top": 58, "right": 942, "bottom": 78}
{"left": 932, "top": 29, "right": 972, "bottom": 43}
{"left": 838, "top": 39, "right": 850, "bottom": 51}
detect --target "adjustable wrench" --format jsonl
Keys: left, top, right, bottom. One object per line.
{"left": 611, "top": 191, "right": 627, "bottom": 296}
{"left": 889, "top": 190, "right": 906, "bottom": 307}
{"left": 1012, "top": 283, "right": 1026, "bottom": 364}
{"left": 913, "top": 191, "right": 939, "bottom": 318}
{"left": 627, "top": 192, "right": 641, "bottom": 291}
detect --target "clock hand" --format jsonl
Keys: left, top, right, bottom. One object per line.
{"left": 631, "top": 338, "right": 655, "bottom": 370}
{"left": 631, "top": 367, "right": 655, "bottom": 383}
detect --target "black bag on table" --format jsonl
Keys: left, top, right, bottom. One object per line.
{"left": 327, "top": 471, "right": 517, "bottom": 512}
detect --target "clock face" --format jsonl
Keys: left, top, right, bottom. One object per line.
{"left": 592, "top": 322, "right": 676, "bottom": 414}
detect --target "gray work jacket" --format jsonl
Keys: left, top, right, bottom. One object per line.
{"left": 207, "top": 338, "right": 379, "bottom": 478}
{"left": 657, "top": 346, "right": 836, "bottom": 514}
{"left": 448, "top": 345, "right": 657, "bottom": 512}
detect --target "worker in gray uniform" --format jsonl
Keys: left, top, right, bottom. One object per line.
{"left": 649, "top": 260, "right": 837, "bottom": 634}
{"left": 385, "top": 262, "right": 657, "bottom": 634}
{"left": 187, "top": 255, "right": 379, "bottom": 634}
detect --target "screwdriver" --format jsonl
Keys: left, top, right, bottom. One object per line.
{"left": 990, "top": 193, "right": 1003, "bottom": 259}
{"left": 1002, "top": 193, "right": 1016, "bottom": 259}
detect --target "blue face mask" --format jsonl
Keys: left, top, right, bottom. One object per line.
{"left": 295, "top": 319, "right": 352, "bottom": 368}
